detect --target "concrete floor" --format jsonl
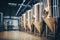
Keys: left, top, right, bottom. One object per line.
{"left": 0, "top": 31, "right": 48, "bottom": 40}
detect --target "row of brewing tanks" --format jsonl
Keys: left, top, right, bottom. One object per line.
{"left": 19, "top": 0, "right": 56, "bottom": 38}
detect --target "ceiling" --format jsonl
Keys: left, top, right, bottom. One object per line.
{"left": 0, "top": 0, "right": 40, "bottom": 16}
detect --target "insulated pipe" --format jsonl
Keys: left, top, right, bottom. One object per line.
{"left": 18, "top": 0, "right": 32, "bottom": 15}
{"left": 16, "top": 0, "right": 26, "bottom": 15}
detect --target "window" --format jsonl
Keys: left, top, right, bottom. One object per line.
{"left": 4, "top": 19, "right": 19, "bottom": 29}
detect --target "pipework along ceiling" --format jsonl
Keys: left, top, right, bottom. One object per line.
{"left": 0, "top": 0, "right": 40, "bottom": 16}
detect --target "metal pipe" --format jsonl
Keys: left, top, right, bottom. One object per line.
{"left": 18, "top": 0, "right": 32, "bottom": 15}
{"left": 18, "top": 4, "right": 31, "bottom": 7}
{"left": 16, "top": 0, "right": 26, "bottom": 15}
{"left": 8, "top": 3, "right": 31, "bottom": 7}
